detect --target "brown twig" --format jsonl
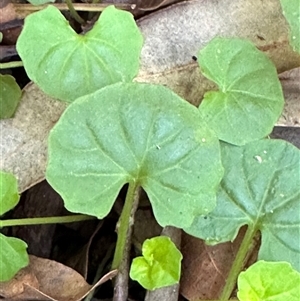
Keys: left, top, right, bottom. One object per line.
{"left": 13, "top": 3, "right": 136, "bottom": 13}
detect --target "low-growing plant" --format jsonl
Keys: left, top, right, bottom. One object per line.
{"left": 0, "top": 171, "right": 94, "bottom": 282}
{"left": 1, "top": 1, "right": 300, "bottom": 300}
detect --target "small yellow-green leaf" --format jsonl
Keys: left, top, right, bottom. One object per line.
{"left": 0, "top": 234, "right": 29, "bottom": 282}
{"left": 198, "top": 38, "right": 284, "bottom": 145}
{"left": 237, "top": 261, "right": 300, "bottom": 301}
{"left": 130, "top": 236, "right": 182, "bottom": 290}
{"left": 0, "top": 74, "right": 21, "bottom": 119}
{"left": 0, "top": 171, "right": 19, "bottom": 216}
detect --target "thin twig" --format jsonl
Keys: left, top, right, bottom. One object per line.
{"left": 13, "top": 3, "right": 137, "bottom": 13}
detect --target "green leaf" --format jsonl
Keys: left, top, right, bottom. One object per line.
{"left": 237, "top": 261, "right": 300, "bottom": 301}
{"left": 198, "top": 38, "right": 284, "bottom": 146}
{"left": 0, "top": 171, "right": 19, "bottom": 216}
{"left": 46, "top": 82, "right": 223, "bottom": 228}
{"left": 0, "top": 74, "right": 22, "bottom": 119}
{"left": 27, "top": 0, "right": 55, "bottom": 5}
{"left": 0, "top": 32, "right": 3, "bottom": 43}
{"left": 280, "top": 0, "right": 300, "bottom": 53}
{"left": 129, "top": 236, "right": 182, "bottom": 290}
{"left": 184, "top": 139, "right": 300, "bottom": 271}
{"left": 16, "top": 5, "right": 143, "bottom": 102}
{"left": 0, "top": 233, "right": 29, "bottom": 281}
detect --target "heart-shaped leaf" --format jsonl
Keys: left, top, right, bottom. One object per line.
{"left": 130, "top": 236, "right": 182, "bottom": 290}
{"left": 0, "top": 171, "right": 19, "bottom": 216}
{"left": 237, "top": 261, "right": 300, "bottom": 301}
{"left": 0, "top": 234, "right": 29, "bottom": 281}
{"left": 16, "top": 5, "right": 143, "bottom": 102}
{"left": 46, "top": 82, "right": 223, "bottom": 228}
{"left": 280, "top": 0, "right": 300, "bottom": 53}
{"left": 184, "top": 139, "right": 300, "bottom": 271}
{"left": 0, "top": 75, "right": 21, "bottom": 119}
{"left": 198, "top": 38, "right": 284, "bottom": 145}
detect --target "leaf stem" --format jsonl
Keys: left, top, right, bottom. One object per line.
{"left": 0, "top": 214, "right": 95, "bottom": 228}
{"left": 65, "top": 0, "right": 85, "bottom": 25}
{"left": 112, "top": 182, "right": 139, "bottom": 270}
{"left": 112, "top": 183, "right": 140, "bottom": 301}
{"left": 219, "top": 226, "right": 256, "bottom": 300}
{"left": 0, "top": 61, "right": 24, "bottom": 69}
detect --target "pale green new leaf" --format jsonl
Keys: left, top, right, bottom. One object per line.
{"left": 198, "top": 38, "right": 284, "bottom": 145}
{"left": 0, "top": 234, "right": 29, "bottom": 281}
{"left": 185, "top": 139, "right": 300, "bottom": 271}
{"left": 46, "top": 83, "right": 223, "bottom": 228}
{"left": 280, "top": 0, "right": 300, "bottom": 53}
{"left": 237, "top": 261, "right": 300, "bottom": 301}
{"left": 0, "top": 171, "right": 19, "bottom": 216}
{"left": 0, "top": 74, "right": 22, "bottom": 119}
{"left": 16, "top": 5, "right": 143, "bottom": 102}
{"left": 130, "top": 236, "right": 182, "bottom": 290}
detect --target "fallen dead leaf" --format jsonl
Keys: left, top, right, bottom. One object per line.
{"left": 180, "top": 227, "right": 259, "bottom": 300}
{"left": 137, "top": 0, "right": 181, "bottom": 11}
{"left": 0, "top": 265, "right": 39, "bottom": 298}
{"left": 135, "top": 0, "right": 300, "bottom": 105}
{"left": 0, "top": 255, "right": 117, "bottom": 301}
{"left": 0, "top": 82, "right": 67, "bottom": 193}
{"left": 0, "top": 0, "right": 18, "bottom": 24}
{"left": 277, "top": 68, "right": 300, "bottom": 126}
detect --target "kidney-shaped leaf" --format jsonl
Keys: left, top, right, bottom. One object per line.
{"left": 0, "top": 171, "right": 19, "bottom": 216}
{"left": 46, "top": 82, "right": 223, "bottom": 228}
{"left": 237, "top": 261, "right": 300, "bottom": 301}
{"left": 0, "top": 74, "right": 21, "bottom": 119}
{"left": 198, "top": 38, "right": 284, "bottom": 145}
{"left": 16, "top": 5, "right": 143, "bottom": 102}
{"left": 130, "top": 236, "right": 182, "bottom": 290}
{"left": 185, "top": 139, "right": 300, "bottom": 271}
{"left": 0, "top": 234, "right": 29, "bottom": 281}
{"left": 280, "top": 0, "right": 300, "bottom": 53}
